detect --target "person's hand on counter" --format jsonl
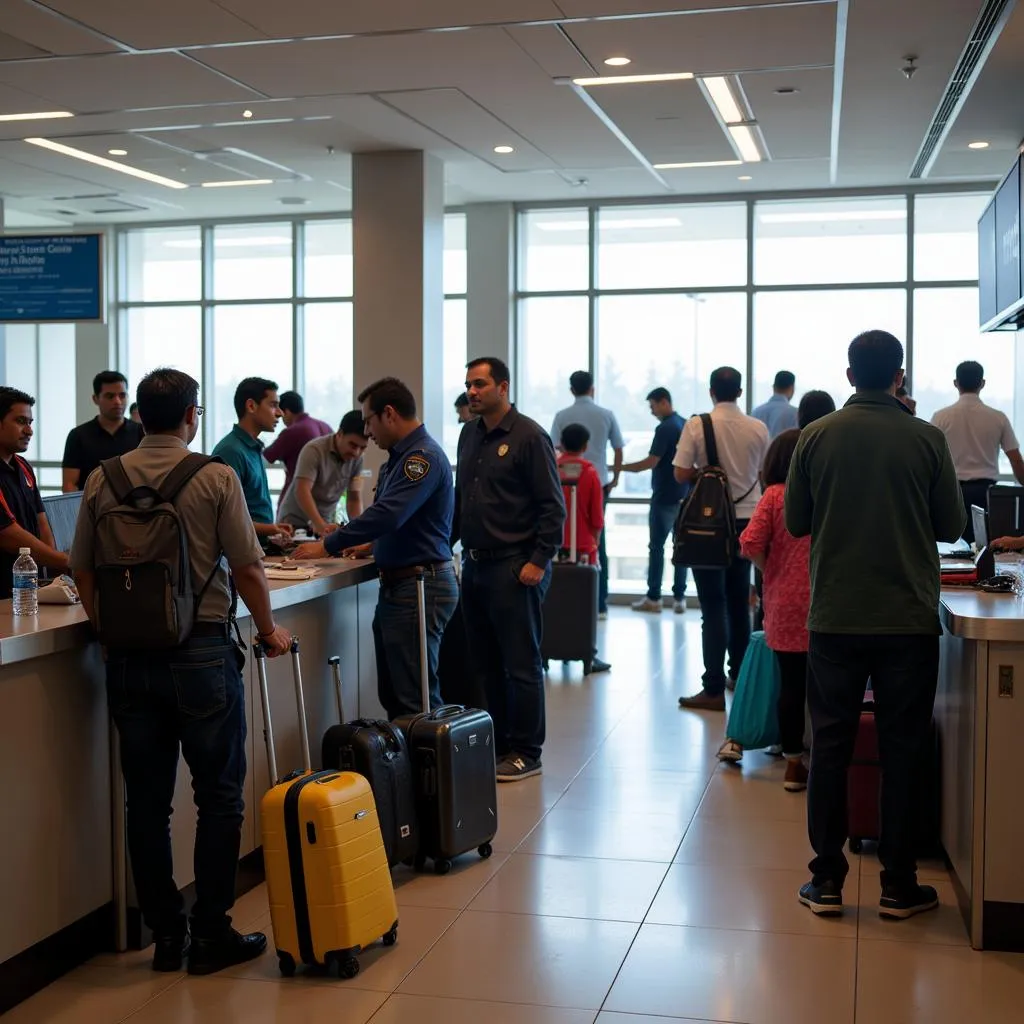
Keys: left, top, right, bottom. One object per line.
{"left": 991, "top": 536, "right": 1024, "bottom": 552}
{"left": 341, "top": 543, "right": 373, "bottom": 560}
{"left": 291, "top": 541, "right": 328, "bottom": 560}
{"left": 257, "top": 624, "right": 292, "bottom": 657}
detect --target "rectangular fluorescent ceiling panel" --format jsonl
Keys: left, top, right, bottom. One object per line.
{"left": 24, "top": 138, "right": 187, "bottom": 189}
{"left": 653, "top": 160, "right": 742, "bottom": 170}
{"left": 537, "top": 218, "right": 683, "bottom": 232}
{"left": 0, "top": 111, "right": 74, "bottom": 122}
{"left": 572, "top": 72, "right": 693, "bottom": 86}
{"left": 728, "top": 125, "right": 762, "bottom": 163}
{"left": 760, "top": 210, "right": 907, "bottom": 224}
{"left": 702, "top": 78, "right": 744, "bottom": 124}
{"left": 200, "top": 179, "right": 273, "bottom": 188}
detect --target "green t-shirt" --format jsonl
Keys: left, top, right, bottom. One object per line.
{"left": 211, "top": 424, "right": 274, "bottom": 526}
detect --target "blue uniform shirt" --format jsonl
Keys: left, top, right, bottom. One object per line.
{"left": 323, "top": 424, "right": 453, "bottom": 567}
{"left": 752, "top": 394, "right": 799, "bottom": 439}
{"left": 211, "top": 424, "right": 274, "bottom": 525}
{"left": 650, "top": 412, "right": 689, "bottom": 504}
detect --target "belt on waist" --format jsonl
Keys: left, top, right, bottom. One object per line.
{"left": 190, "top": 621, "right": 232, "bottom": 638}
{"left": 465, "top": 545, "right": 532, "bottom": 562}
{"left": 378, "top": 560, "right": 453, "bottom": 584}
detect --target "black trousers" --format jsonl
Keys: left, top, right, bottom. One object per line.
{"left": 959, "top": 479, "right": 994, "bottom": 544}
{"left": 775, "top": 650, "right": 807, "bottom": 757}
{"left": 806, "top": 632, "right": 938, "bottom": 891}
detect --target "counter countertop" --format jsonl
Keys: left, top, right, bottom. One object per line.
{"left": 0, "top": 558, "right": 376, "bottom": 667}
{"left": 940, "top": 588, "right": 1024, "bottom": 642}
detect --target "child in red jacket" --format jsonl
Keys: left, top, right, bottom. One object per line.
{"left": 556, "top": 423, "right": 604, "bottom": 564}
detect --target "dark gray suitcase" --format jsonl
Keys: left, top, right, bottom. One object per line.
{"left": 541, "top": 469, "right": 599, "bottom": 674}
{"left": 393, "top": 573, "right": 498, "bottom": 874}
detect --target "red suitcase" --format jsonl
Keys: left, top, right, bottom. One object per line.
{"left": 847, "top": 703, "right": 880, "bottom": 854}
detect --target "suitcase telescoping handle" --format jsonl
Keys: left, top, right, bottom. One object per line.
{"left": 416, "top": 570, "right": 430, "bottom": 714}
{"left": 329, "top": 654, "right": 344, "bottom": 723}
{"left": 559, "top": 463, "right": 581, "bottom": 564}
{"left": 254, "top": 636, "right": 311, "bottom": 787}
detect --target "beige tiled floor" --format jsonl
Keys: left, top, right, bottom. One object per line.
{"left": 10, "top": 609, "right": 1024, "bottom": 1023}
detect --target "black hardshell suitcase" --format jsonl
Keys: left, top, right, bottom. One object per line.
{"left": 320, "top": 656, "right": 419, "bottom": 868}
{"left": 541, "top": 463, "right": 599, "bottom": 674}
{"left": 394, "top": 573, "right": 498, "bottom": 875}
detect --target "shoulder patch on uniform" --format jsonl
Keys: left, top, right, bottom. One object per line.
{"left": 404, "top": 454, "right": 430, "bottom": 482}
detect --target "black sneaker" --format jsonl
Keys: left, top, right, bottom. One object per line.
{"left": 590, "top": 658, "right": 611, "bottom": 673}
{"left": 187, "top": 928, "right": 267, "bottom": 976}
{"left": 879, "top": 883, "right": 939, "bottom": 920}
{"left": 496, "top": 754, "right": 542, "bottom": 783}
{"left": 152, "top": 925, "right": 190, "bottom": 972}
{"left": 798, "top": 879, "right": 844, "bottom": 915}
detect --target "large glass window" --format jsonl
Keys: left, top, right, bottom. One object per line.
{"left": 914, "top": 194, "right": 989, "bottom": 282}
{"left": 304, "top": 220, "right": 352, "bottom": 298}
{"left": 303, "top": 302, "right": 354, "bottom": 425}
{"left": 124, "top": 307, "right": 203, "bottom": 398}
{"left": 520, "top": 209, "right": 590, "bottom": 292}
{"left": 124, "top": 226, "right": 201, "bottom": 302}
{"left": 212, "top": 223, "right": 293, "bottom": 300}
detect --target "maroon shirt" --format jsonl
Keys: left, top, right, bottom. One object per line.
{"left": 265, "top": 413, "right": 333, "bottom": 510}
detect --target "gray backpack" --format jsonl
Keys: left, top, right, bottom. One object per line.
{"left": 94, "top": 454, "right": 219, "bottom": 649}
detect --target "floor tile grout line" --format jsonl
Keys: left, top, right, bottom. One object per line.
{"left": 113, "top": 973, "right": 188, "bottom": 1024}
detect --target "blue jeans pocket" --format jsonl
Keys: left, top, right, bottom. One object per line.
{"left": 172, "top": 657, "right": 228, "bottom": 719}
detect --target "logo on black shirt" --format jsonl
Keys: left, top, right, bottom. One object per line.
{"left": 404, "top": 455, "right": 430, "bottom": 482}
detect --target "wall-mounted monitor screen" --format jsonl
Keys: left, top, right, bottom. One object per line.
{"left": 0, "top": 234, "right": 104, "bottom": 323}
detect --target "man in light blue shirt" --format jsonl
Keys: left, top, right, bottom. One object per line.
{"left": 753, "top": 370, "right": 799, "bottom": 439}
{"left": 550, "top": 370, "right": 624, "bottom": 617}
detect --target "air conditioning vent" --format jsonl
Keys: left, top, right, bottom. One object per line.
{"left": 909, "top": 0, "right": 1015, "bottom": 178}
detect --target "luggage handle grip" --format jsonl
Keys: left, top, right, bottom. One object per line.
{"left": 254, "top": 635, "right": 310, "bottom": 787}
{"left": 427, "top": 703, "right": 466, "bottom": 721}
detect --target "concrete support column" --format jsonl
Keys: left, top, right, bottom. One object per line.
{"left": 352, "top": 151, "right": 444, "bottom": 471}
{"left": 0, "top": 200, "right": 6, "bottom": 380}
{"left": 466, "top": 202, "right": 514, "bottom": 374}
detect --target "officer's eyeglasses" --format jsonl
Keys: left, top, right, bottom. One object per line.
{"left": 195, "top": 405, "right": 205, "bottom": 416}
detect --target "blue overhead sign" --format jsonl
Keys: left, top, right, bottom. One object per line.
{"left": 0, "top": 234, "right": 104, "bottom": 323}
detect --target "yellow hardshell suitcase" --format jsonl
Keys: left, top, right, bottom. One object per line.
{"left": 255, "top": 639, "right": 398, "bottom": 979}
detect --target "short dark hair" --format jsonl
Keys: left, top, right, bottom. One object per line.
{"left": 466, "top": 357, "right": 511, "bottom": 387}
{"left": 93, "top": 370, "right": 127, "bottom": 396}
{"left": 454, "top": 392, "right": 470, "bottom": 409}
{"left": 279, "top": 390, "right": 304, "bottom": 415}
{"left": 136, "top": 368, "right": 199, "bottom": 433}
{"left": 646, "top": 387, "right": 672, "bottom": 404}
{"left": 129, "top": 402, "right": 138, "bottom": 415}
{"left": 956, "top": 360, "right": 984, "bottom": 393}
{"left": 762, "top": 428, "right": 801, "bottom": 487}
{"left": 569, "top": 370, "right": 593, "bottom": 396}
{"left": 709, "top": 366, "right": 742, "bottom": 403}
{"left": 797, "top": 390, "right": 836, "bottom": 429}
{"left": 848, "top": 330, "right": 904, "bottom": 391}
{"left": 338, "top": 410, "right": 365, "bottom": 436}
{"left": 357, "top": 377, "right": 417, "bottom": 419}
{"left": 233, "top": 377, "right": 278, "bottom": 420}
{"left": 773, "top": 370, "right": 795, "bottom": 391}
{"left": 0, "top": 387, "right": 34, "bottom": 422}
{"left": 560, "top": 422, "right": 590, "bottom": 453}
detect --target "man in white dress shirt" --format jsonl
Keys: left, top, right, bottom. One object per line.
{"left": 673, "top": 367, "right": 769, "bottom": 711}
{"left": 930, "top": 361, "right": 1024, "bottom": 543}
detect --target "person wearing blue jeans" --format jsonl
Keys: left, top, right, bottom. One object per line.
{"left": 294, "top": 377, "right": 457, "bottom": 719}
{"left": 622, "top": 389, "right": 690, "bottom": 613}
{"left": 455, "top": 357, "right": 565, "bottom": 783}
{"left": 373, "top": 565, "right": 459, "bottom": 719}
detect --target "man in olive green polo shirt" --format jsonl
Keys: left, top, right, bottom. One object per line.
{"left": 785, "top": 330, "right": 965, "bottom": 922}
{"left": 212, "top": 377, "right": 293, "bottom": 545}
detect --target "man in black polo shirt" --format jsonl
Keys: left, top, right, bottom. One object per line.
{"left": 454, "top": 357, "right": 565, "bottom": 783}
{"left": 62, "top": 370, "right": 144, "bottom": 492}
{"left": 0, "top": 387, "right": 69, "bottom": 597}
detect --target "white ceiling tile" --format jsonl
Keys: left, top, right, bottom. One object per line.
{"left": 0, "top": 0, "right": 121, "bottom": 55}
{"left": 0, "top": 29, "right": 46, "bottom": 60}
{"left": 556, "top": 0, "right": 805, "bottom": 15}
{"left": 503, "top": 24, "right": 594, "bottom": 78}
{"left": 740, "top": 68, "right": 832, "bottom": 160}
{"left": 37, "top": 0, "right": 267, "bottom": 49}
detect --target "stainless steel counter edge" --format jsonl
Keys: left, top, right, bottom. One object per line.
{"left": 0, "top": 559, "right": 378, "bottom": 666}
{"left": 940, "top": 590, "right": 1024, "bottom": 642}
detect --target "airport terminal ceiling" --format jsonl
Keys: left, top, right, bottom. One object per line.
{"left": 0, "top": 0, "right": 1020, "bottom": 225}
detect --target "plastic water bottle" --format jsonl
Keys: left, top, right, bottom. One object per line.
{"left": 12, "top": 547, "right": 38, "bottom": 617}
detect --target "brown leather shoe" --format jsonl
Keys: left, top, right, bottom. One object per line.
{"left": 677, "top": 690, "right": 726, "bottom": 711}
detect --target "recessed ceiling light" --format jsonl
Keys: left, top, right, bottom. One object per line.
{"left": 738, "top": 175, "right": 753, "bottom": 181}
{"left": 200, "top": 178, "right": 274, "bottom": 188}
{"left": 571, "top": 71, "right": 693, "bottom": 86}
{"left": 653, "top": 160, "right": 742, "bottom": 169}
{"left": 242, "top": 109, "right": 254, "bottom": 119}
{"left": 604, "top": 57, "right": 631, "bottom": 67}
{"left": 493, "top": 145, "right": 515, "bottom": 154}
{"left": 968, "top": 141, "right": 989, "bottom": 149}
{"left": 108, "top": 148, "right": 127, "bottom": 156}
{"left": 774, "top": 87, "right": 800, "bottom": 96}
{"left": 23, "top": 137, "right": 187, "bottom": 189}
{"left": 728, "top": 124, "right": 763, "bottom": 163}
{"left": 0, "top": 110, "right": 74, "bottom": 122}
{"left": 702, "top": 76, "right": 745, "bottom": 124}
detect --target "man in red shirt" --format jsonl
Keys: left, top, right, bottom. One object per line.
{"left": 263, "top": 391, "right": 332, "bottom": 514}
{"left": 556, "top": 423, "right": 604, "bottom": 563}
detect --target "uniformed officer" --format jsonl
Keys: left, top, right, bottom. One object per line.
{"left": 454, "top": 356, "right": 565, "bottom": 783}
{"left": 294, "top": 377, "right": 457, "bottom": 719}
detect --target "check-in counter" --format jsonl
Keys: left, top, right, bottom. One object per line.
{"left": 0, "top": 558, "right": 384, "bottom": 1009}
{"left": 938, "top": 588, "right": 1024, "bottom": 951}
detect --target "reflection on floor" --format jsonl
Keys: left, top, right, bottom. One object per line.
{"left": 10, "top": 609, "right": 1024, "bottom": 1023}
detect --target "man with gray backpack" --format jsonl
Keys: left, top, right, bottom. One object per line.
{"left": 71, "top": 368, "right": 291, "bottom": 977}
{"left": 672, "top": 367, "right": 769, "bottom": 711}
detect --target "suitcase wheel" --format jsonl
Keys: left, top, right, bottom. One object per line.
{"left": 849, "top": 838, "right": 863, "bottom": 855}
{"left": 478, "top": 842, "right": 493, "bottom": 860}
{"left": 434, "top": 857, "right": 453, "bottom": 876}
{"left": 413, "top": 853, "right": 427, "bottom": 873}
{"left": 382, "top": 924, "right": 398, "bottom": 947}
{"left": 327, "top": 953, "right": 360, "bottom": 979}
{"left": 277, "top": 953, "right": 296, "bottom": 977}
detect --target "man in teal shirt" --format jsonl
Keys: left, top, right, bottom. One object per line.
{"left": 212, "top": 377, "right": 293, "bottom": 544}
{"left": 785, "top": 330, "right": 964, "bottom": 922}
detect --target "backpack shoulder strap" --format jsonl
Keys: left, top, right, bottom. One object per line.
{"left": 100, "top": 457, "right": 133, "bottom": 504}
{"left": 159, "top": 453, "right": 215, "bottom": 504}
{"left": 700, "top": 413, "right": 720, "bottom": 469}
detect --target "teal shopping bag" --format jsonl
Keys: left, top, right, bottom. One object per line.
{"left": 726, "top": 631, "right": 781, "bottom": 749}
